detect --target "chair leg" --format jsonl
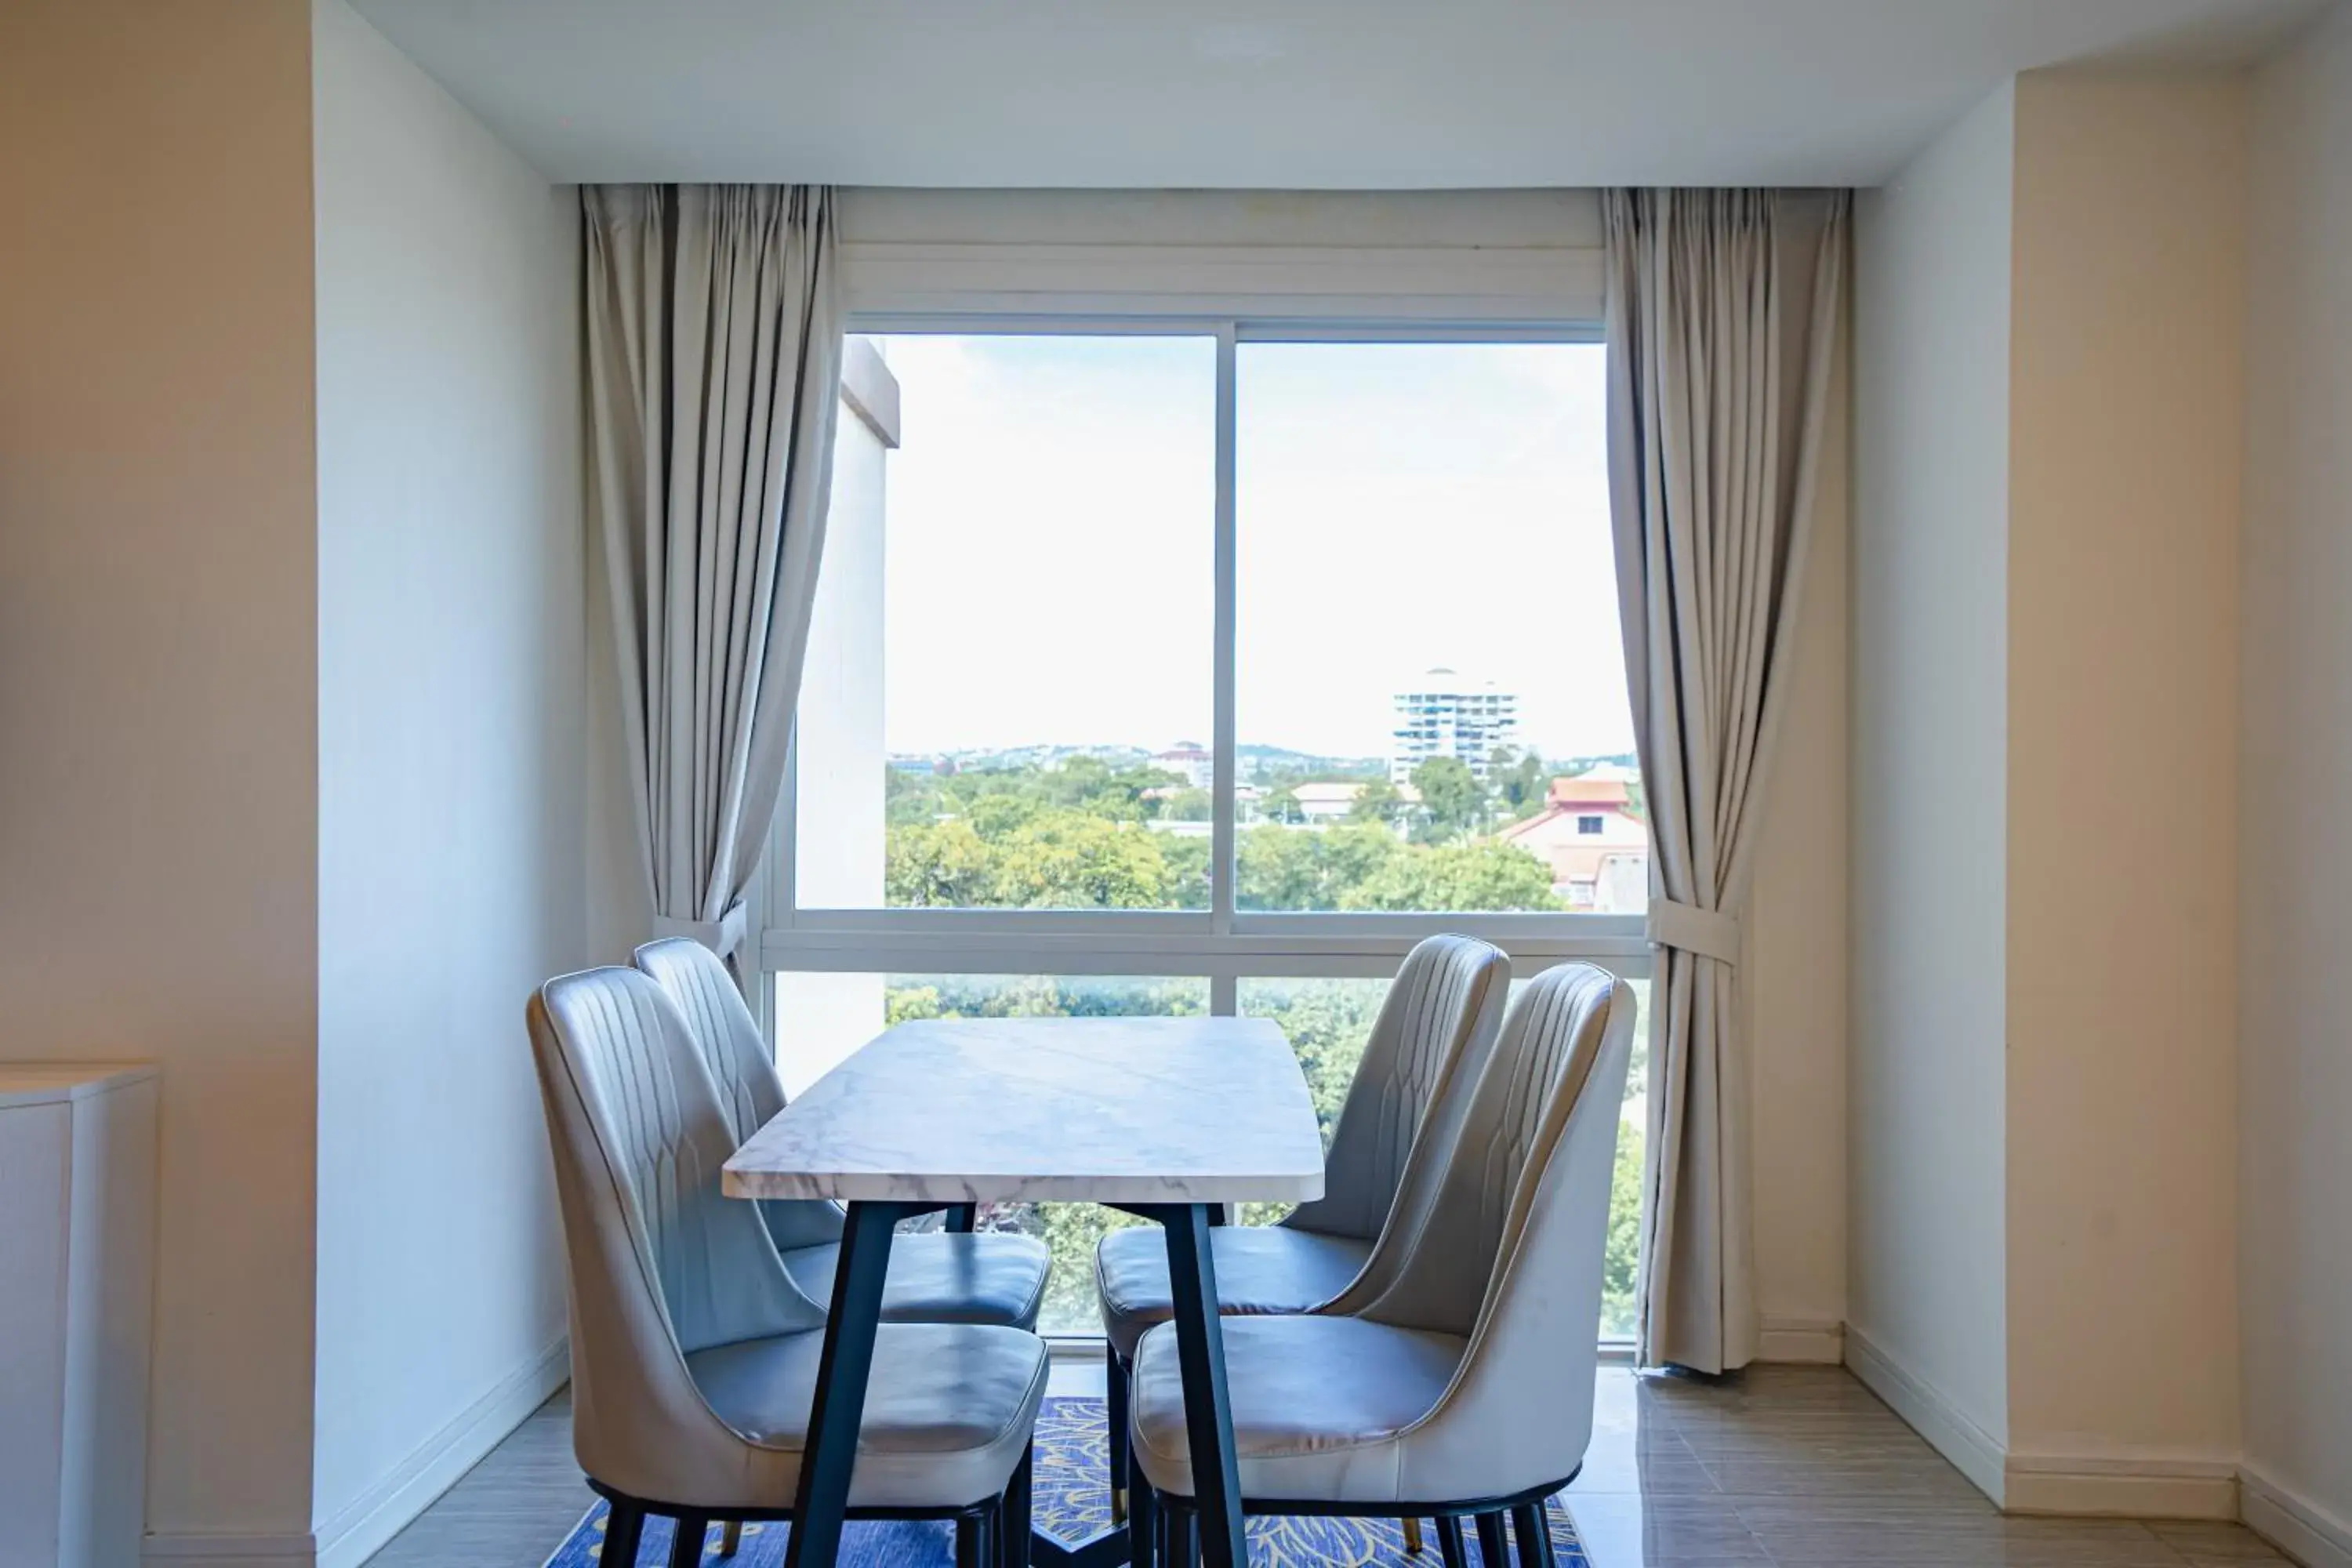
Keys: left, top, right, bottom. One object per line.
{"left": 1509, "top": 1502, "right": 1556, "bottom": 1568}
{"left": 956, "top": 1508, "right": 984, "bottom": 1568}
{"left": 1435, "top": 1515, "right": 1468, "bottom": 1568}
{"left": 1474, "top": 1511, "right": 1511, "bottom": 1567}
{"left": 1167, "top": 1504, "right": 1198, "bottom": 1568}
{"left": 666, "top": 1514, "right": 709, "bottom": 1568}
{"left": 1105, "top": 1345, "right": 1130, "bottom": 1524}
{"left": 603, "top": 1502, "right": 647, "bottom": 1568}
{"left": 717, "top": 1522, "right": 742, "bottom": 1559}
{"left": 1127, "top": 1476, "right": 1158, "bottom": 1568}
{"left": 1403, "top": 1516, "right": 1425, "bottom": 1554}
{"left": 1002, "top": 1443, "right": 1033, "bottom": 1568}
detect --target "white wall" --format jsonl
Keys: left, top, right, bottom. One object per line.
{"left": 308, "top": 4, "right": 584, "bottom": 1563}
{"left": 2002, "top": 71, "right": 2245, "bottom": 1509}
{"left": 0, "top": 2, "right": 326, "bottom": 1554}
{"left": 1849, "top": 82, "right": 2018, "bottom": 1481}
{"left": 2239, "top": 8, "right": 2352, "bottom": 1563}
{"left": 1850, "top": 70, "right": 2252, "bottom": 1516}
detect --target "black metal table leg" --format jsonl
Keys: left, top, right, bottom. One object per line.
{"left": 1159, "top": 1205, "right": 1246, "bottom": 1568}
{"left": 783, "top": 1200, "right": 908, "bottom": 1568}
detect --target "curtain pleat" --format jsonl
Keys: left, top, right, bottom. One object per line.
{"left": 1603, "top": 188, "right": 1849, "bottom": 1373}
{"left": 584, "top": 185, "right": 843, "bottom": 973}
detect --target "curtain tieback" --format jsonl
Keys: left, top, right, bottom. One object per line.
{"left": 1647, "top": 897, "right": 1740, "bottom": 965}
{"left": 652, "top": 899, "right": 749, "bottom": 960}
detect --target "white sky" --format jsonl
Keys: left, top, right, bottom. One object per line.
{"left": 876, "top": 335, "right": 1634, "bottom": 762}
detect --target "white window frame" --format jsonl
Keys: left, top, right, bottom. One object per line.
{"left": 762, "top": 234, "right": 1649, "bottom": 1003}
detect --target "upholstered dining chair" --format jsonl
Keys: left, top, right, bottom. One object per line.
{"left": 1123, "top": 962, "right": 1638, "bottom": 1568}
{"left": 1093, "top": 933, "right": 1508, "bottom": 1526}
{"left": 528, "top": 966, "right": 1049, "bottom": 1568}
{"left": 635, "top": 938, "right": 1053, "bottom": 1330}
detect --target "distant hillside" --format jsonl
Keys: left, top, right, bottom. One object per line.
{"left": 885, "top": 742, "right": 1642, "bottom": 779}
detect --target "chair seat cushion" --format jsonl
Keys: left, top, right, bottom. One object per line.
{"left": 686, "top": 1321, "right": 1048, "bottom": 1509}
{"left": 1130, "top": 1316, "right": 1465, "bottom": 1504}
{"left": 1094, "top": 1225, "right": 1372, "bottom": 1360}
{"left": 782, "top": 1232, "right": 1052, "bottom": 1330}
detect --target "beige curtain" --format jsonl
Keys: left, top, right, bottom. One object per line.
{"left": 584, "top": 186, "right": 841, "bottom": 971}
{"left": 1603, "top": 189, "right": 1849, "bottom": 1374}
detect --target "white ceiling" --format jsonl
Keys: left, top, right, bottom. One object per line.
{"left": 351, "top": 0, "right": 2334, "bottom": 189}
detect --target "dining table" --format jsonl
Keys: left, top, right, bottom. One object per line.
{"left": 722, "top": 1013, "right": 1326, "bottom": 1568}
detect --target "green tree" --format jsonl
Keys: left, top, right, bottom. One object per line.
{"left": 1344, "top": 839, "right": 1561, "bottom": 912}
{"left": 885, "top": 767, "right": 949, "bottom": 826}
{"left": 1489, "top": 746, "right": 1552, "bottom": 820}
{"left": 1236, "top": 822, "right": 1325, "bottom": 909}
{"left": 1347, "top": 775, "right": 1406, "bottom": 826}
{"left": 1601, "top": 1120, "right": 1643, "bottom": 1336}
{"left": 884, "top": 818, "right": 998, "bottom": 906}
{"left": 1160, "top": 786, "right": 1212, "bottom": 822}
{"left": 1408, "top": 755, "right": 1487, "bottom": 844}
{"left": 988, "top": 812, "right": 1174, "bottom": 908}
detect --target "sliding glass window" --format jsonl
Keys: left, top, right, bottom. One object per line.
{"left": 771, "top": 321, "right": 1650, "bottom": 1339}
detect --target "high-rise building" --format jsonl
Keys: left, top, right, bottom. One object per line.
{"left": 1390, "top": 668, "right": 1519, "bottom": 782}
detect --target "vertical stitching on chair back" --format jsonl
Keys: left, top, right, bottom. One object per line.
{"left": 1288, "top": 934, "right": 1508, "bottom": 1244}
{"left": 535, "top": 967, "right": 821, "bottom": 1361}
{"left": 635, "top": 938, "right": 848, "bottom": 1253}
{"left": 1358, "top": 964, "right": 1618, "bottom": 1338}
{"left": 633, "top": 938, "right": 785, "bottom": 1142}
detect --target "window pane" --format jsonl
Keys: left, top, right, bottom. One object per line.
{"left": 1235, "top": 977, "right": 1389, "bottom": 1225}
{"left": 773, "top": 973, "right": 1210, "bottom": 1335}
{"left": 1234, "top": 343, "right": 1646, "bottom": 914}
{"left": 798, "top": 335, "right": 1217, "bottom": 913}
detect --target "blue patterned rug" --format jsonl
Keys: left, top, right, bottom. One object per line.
{"left": 550, "top": 1398, "right": 1585, "bottom": 1567}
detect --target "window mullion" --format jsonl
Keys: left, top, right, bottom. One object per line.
{"left": 1210, "top": 321, "right": 1239, "bottom": 941}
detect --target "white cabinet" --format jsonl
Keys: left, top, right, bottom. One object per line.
{"left": 0, "top": 1067, "right": 158, "bottom": 1568}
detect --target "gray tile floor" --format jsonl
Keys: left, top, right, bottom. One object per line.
{"left": 361, "top": 1363, "right": 2293, "bottom": 1568}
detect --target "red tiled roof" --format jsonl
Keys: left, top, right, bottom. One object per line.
{"left": 1546, "top": 775, "right": 1632, "bottom": 808}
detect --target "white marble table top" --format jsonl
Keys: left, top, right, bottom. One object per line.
{"left": 723, "top": 1016, "right": 1327, "bottom": 1206}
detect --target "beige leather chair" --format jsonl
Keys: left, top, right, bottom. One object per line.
{"left": 1123, "top": 963, "right": 1637, "bottom": 1568}
{"left": 528, "top": 966, "right": 1049, "bottom": 1568}
{"left": 1093, "top": 933, "right": 1506, "bottom": 1528}
{"left": 635, "top": 938, "right": 1052, "bottom": 1330}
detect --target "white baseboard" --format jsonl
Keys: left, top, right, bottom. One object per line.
{"left": 143, "top": 1533, "right": 316, "bottom": 1568}
{"left": 309, "top": 1336, "right": 572, "bottom": 1568}
{"left": 2003, "top": 1450, "right": 2238, "bottom": 1519}
{"left": 1757, "top": 1315, "right": 1845, "bottom": 1363}
{"left": 2243, "top": 1465, "right": 2352, "bottom": 1568}
{"left": 1842, "top": 1324, "right": 2007, "bottom": 1505}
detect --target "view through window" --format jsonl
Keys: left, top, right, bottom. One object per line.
{"left": 780, "top": 331, "right": 1647, "bottom": 1338}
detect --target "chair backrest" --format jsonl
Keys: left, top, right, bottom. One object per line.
{"left": 634, "top": 937, "right": 847, "bottom": 1251}
{"left": 528, "top": 966, "right": 823, "bottom": 1497}
{"left": 1283, "top": 933, "right": 1508, "bottom": 1244}
{"left": 1359, "top": 962, "right": 1636, "bottom": 1500}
